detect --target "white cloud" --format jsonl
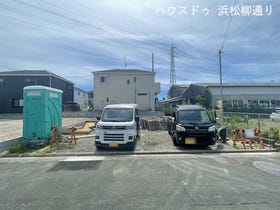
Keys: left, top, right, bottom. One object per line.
{"left": 0, "top": 0, "right": 279, "bottom": 97}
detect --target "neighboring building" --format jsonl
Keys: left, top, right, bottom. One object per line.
{"left": 161, "top": 83, "right": 280, "bottom": 109}
{"left": 200, "top": 83, "right": 280, "bottom": 108}
{"left": 92, "top": 69, "right": 160, "bottom": 111}
{"left": 167, "top": 84, "right": 188, "bottom": 99}
{"left": 160, "top": 84, "right": 209, "bottom": 108}
{"left": 0, "top": 70, "right": 74, "bottom": 113}
{"left": 88, "top": 91, "right": 93, "bottom": 107}
{"left": 74, "top": 87, "right": 89, "bottom": 109}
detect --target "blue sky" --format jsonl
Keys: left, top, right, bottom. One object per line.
{"left": 0, "top": 0, "right": 279, "bottom": 99}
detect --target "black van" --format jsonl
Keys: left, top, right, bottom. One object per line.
{"left": 168, "top": 105, "right": 217, "bottom": 146}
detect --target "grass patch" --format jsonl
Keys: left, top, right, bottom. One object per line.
{"left": 8, "top": 144, "right": 37, "bottom": 153}
{"left": 8, "top": 140, "right": 68, "bottom": 154}
{"left": 36, "top": 143, "right": 68, "bottom": 154}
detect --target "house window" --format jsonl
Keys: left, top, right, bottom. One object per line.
{"left": 134, "top": 76, "right": 136, "bottom": 83}
{"left": 25, "top": 78, "right": 31, "bottom": 83}
{"left": 100, "top": 76, "right": 109, "bottom": 83}
{"left": 12, "top": 98, "right": 23, "bottom": 107}
{"left": 138, "top": 93, "right": 147, "bottom": 96}
{"left": 127, "top": 79, "right": 130, "bottom": 85}
{"left": 0, "top": 78, "right": 4, "bottom": 85}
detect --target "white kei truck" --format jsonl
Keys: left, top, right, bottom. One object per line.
{"left": 95, "top": 104, "right": 140, "bottom": 150}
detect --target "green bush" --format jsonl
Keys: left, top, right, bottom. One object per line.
{"left": 269, "top": 127, "right": 280, "bottom": 141}
{"left": 164, "top": 107, "right": 173, "bottom": 116}
{"left": 223, "top": 115, "right": 249, "bottom": 129}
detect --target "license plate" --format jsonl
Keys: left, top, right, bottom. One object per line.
{"left": 185, "top": 137, "right": 196, "bottom": 144}
{"left": 109, "top": 142, "right": 118, "bottom": 148}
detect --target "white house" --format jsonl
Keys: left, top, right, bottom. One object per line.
{"left": 74, "top": 87, "right": 89, "bottom": 110}
{"left": 92, "top": 69, "right": 160, "bottom": 110}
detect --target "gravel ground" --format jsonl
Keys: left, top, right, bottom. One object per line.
{"left": 36, "top": 129, "right": 243, "bottom": 155}
{"left": 1, "top": 117, "right": 277, "bottom": 155}
{"left": 36, "top": 130, "right": 173, "bottom": 154}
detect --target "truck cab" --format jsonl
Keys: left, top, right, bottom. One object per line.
{"left": 168, "top": 105, "right": 217, "bottom": 146}
{"left": 95, "top": 104, "right": 140, "bottom": 150}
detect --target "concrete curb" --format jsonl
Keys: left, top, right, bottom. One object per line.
{"left": 0, "top": 137, "right": 22, "bottom": 153}
{"left": 1, "top": 148, "right": 278, "bottom": 158}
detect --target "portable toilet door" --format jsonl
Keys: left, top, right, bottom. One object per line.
{"left": 23, "top": 85, "right": 63, "bottom": 146}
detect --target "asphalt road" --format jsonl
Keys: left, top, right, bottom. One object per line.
{"left": 0, "top": 153, "right": 280, "bottom": 210}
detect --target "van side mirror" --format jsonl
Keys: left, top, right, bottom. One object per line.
{"left": 96, "top": 115, "right": 101, "bottom": 121}
{"left": 135, "top": 116, "right": 140, "bottom": 122}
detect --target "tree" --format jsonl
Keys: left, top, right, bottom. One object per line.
{"left": 195, "top": 88, "right": 212, "bottom": 109}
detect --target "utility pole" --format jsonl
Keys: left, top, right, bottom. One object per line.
{"left": 219, "top": 49, "right": 224, "bottom": 127}
{"left": 152, "top": 52, "right": 154, "bottom": 72}
{"left": 123, "top": 56, "right": 127, "bottom": 69}
{"left": 170, "top": 44, "right": 176, "bottom": 87}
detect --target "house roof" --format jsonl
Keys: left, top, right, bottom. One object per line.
{"left": 167, "top": 84, "right": 189, "bottom": 98}
{"left": 92, "top": 69, "right": 155, "bottom": 75}
{"left": 165, "top": 84, "right": 207, "bottom": 103}
{"left": 74, "top": 86, "right": 88, "bottom": 93}
{"left": 0, "top": 70, "right": 74, "bottom": 84}
{"left": 197, "top": 83, "right": 280, "bottom": 87}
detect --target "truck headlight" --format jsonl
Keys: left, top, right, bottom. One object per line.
{"left": 176, "top": 125, "right": 185, "bottom": 132}
{"left": 208, "top": 126, "right": 216, "bottom": 132}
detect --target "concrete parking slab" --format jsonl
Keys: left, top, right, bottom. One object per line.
{"left": 0, "top": 117, "right": 92, "bottom": 142}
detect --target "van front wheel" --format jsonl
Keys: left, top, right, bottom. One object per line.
{"left": 95, "top": 145, "right": 103, "bottom": 151}
{"left": 172, "top": 135, "right": 178, "bottom": 146}
{"left": 127, "top": 140, "right": 136, "bottom": 150}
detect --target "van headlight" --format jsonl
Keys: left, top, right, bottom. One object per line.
{"left": 96, "top": 124, "right": 102, "bottom": 129}
{"left": 208, "top": 126, "right": 216, "bottom": 132}
{"left": 176, "top": 125, "right": 185, "bottom": 132}
{"left": 126, "top": 125, "right": 134, "bottom": 129}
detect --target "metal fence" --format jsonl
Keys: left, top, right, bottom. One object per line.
{"left": 222, "top": 112, "right": 280, "bottom": 143}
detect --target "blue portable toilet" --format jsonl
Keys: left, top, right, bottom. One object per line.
{"left": 22, "top": 86, "right": 63, "bottom": 146}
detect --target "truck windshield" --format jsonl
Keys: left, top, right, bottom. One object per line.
{"left": 101, "top": 108, "right": 133, "bottom": 122}
{"left": 178, "top": 110, "right": 212, "bottom": 124}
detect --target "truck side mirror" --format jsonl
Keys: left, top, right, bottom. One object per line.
{"left": 96, "top": 115, "right": 101, "bottom": 121}
{"left": 135, "top": 116, "right": 140, "bottom": 122}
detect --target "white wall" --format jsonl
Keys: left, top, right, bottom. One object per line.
{"left": 74, "top": 87, "right": 88, "bottom": 109}
{"left": 207, "top": 84, "right": 280, "bottom": 107}
{"left": 93, "top": 70, "right": 160, "bottom": 111}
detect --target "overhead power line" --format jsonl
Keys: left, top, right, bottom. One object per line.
{"left": 220, "top": 0, "right": 237, "bottom": 50}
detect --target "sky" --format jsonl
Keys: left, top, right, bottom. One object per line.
{"left": 0, "top": 0, "right": 279, "bottom": 99}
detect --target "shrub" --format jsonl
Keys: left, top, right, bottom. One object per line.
{"left": 164, "top": 107, "right": 173, "bottom": 116}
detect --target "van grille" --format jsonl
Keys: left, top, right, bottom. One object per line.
{"left": 104, "top": 133, "right": 125, "bottom": 141}
{"left": 187, "top": 128, "right": 208, "bottom": 134}
{"left": 102, "top": 126, "right": 126, "bottom": 130}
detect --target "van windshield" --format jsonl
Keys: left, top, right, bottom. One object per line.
{"left": 178, "top": 110, "right": 212, "bottom": 124}
{"left": 101, "top": 108, "right": 133, "bottom": 122}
